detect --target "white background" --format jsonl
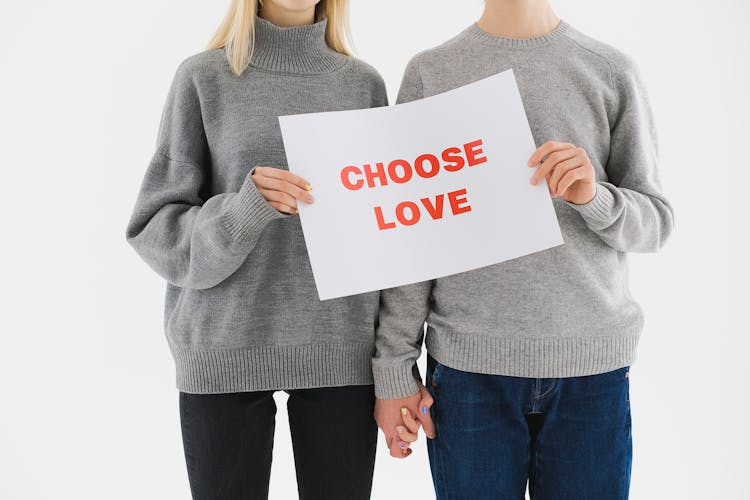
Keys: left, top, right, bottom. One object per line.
{"left": 0, "top": 1, "right": 748, "bottom": 499}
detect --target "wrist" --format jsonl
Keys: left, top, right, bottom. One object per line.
{"left": 565, "top": 182, "right": 616, "bottom": 227}
{"left": 567, "top": 183, "right": 597, "bottom": 206}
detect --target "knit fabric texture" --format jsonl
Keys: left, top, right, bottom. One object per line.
{"left": 126, "top": 17, "right": 388, "bottom": 393}
{"left": 372, "top": 20, "right": 674, "bottom": 399}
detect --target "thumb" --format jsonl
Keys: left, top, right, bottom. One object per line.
{"left": 416, "top": 393, "right": 436, "bottom": 439}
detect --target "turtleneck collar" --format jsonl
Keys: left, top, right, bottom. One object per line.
{"left": 465, "top": 19, "right": 571, "bottom": 48}
{"left": 251, "top": 16, "right": 348, "bottom": 74}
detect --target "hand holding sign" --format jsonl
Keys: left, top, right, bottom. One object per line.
{"left": 528, "top": 141, "right": 597, "bottom": 204}
{"left": 252, "top": 166, "right": 314, "bottom": 214}
{"left": 279, "top": 70, "right": 564, "bottom": 300}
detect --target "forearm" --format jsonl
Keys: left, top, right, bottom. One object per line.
{"left": 127, "top": 163, "right": 285, "bottom": 289}
{"left": 568, "top": 181, "right": 674, "bottom": 253}
{"left": 372, "top": 280, "right": 433, "bottom": 399}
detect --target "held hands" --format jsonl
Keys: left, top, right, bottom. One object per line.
{"left": 252, "top": 166, "right": 315, "bottom": 214}
{"left": 528, "top": 141, "right": 597, "bottom": 205}
{"left": 374, "top": 381, "right": 435, "bottom": 459}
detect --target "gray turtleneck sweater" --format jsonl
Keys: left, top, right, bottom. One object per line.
{"left": 126, "top": 18, "right": 387, "bottom": 393}
{"left": 372, "top": 21, "right": 674, "bottom": 399}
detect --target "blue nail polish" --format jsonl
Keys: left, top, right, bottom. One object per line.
{"left": 399, "top": 443, "right": 406, "bottom": 448}
{"left": 421, "top": 406, "right": 428, "bottom": 414}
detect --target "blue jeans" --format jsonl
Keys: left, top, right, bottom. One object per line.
{"left": 425, "top": 354, "right": 632, "bottom": 500}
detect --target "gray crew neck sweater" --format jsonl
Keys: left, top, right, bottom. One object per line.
{"left": 126, "top": 17, "right": 388, "bottom": 394}
{"left": 372, "top": 21, "right": 674, "bottom": 399}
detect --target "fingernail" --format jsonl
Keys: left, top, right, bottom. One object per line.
{"left": 307, "top": 195, "right": 315, "bottom": 203}
{"left": 294, "top": 208, "right": 299, "bottom": 214}
{"left": 400, "top": 408, "right": 408, "bottom": 417}
{"left": 421, "top": 406, "right": 428, "bottom": 414}
{"left": 305, "top": 184, "right": 313, "bottom": 191}
{"left": 399, "top": 443, "right": 406, "bottom": 448}
{"left": 396, "top": 426, "right": 404, "bottom": 434}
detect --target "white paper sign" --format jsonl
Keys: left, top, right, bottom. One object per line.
{"left": 279, "top": 70, "right": 563, "bottom": 300}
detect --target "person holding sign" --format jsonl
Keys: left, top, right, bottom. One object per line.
{"left": 125, "top": 1, "right": 395, "bottom": 499}
{"left": 373, "top": 1, "right": 674, "bottom": 499}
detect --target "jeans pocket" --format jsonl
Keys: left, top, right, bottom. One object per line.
{"left": 427, "top": 354, "right": 444, "bottom": 390}
{"left": 425, "top": 355, "right": 442, "bottom": 446}
{"left": 624, "top": 366, "right": 631, "bottom": 403}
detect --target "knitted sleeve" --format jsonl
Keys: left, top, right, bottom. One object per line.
{"left": 566, "top": 54, "right": 674, "bottom": 253}
{"left": 125, "top": 58, "right": 285, "bottom": 289}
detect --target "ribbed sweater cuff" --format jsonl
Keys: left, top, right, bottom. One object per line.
{"left": 220, "top": 170, "right": 287, "bottom": 244}
{"left": 566, "top": 182, "right": 616, "bottom": 228}
{"left": 372, "top": 361, "right": 421, "bottom": 399}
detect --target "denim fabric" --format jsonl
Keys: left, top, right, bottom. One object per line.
{"left": 426, "top": 354, "right": 631, "bottom": 500}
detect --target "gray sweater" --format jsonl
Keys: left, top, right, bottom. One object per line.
{"left": 126, "top": 17, "right": 387, "bottom": 394}
{"left": 372, "top": 21, "right": 674, "bottom": 399}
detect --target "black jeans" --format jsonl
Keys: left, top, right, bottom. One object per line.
{"left": 179, "top": 385, "right": 377, "bottom": 500}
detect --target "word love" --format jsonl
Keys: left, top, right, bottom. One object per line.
{"left": 339, "top": 139, "right": 488, "bottom": 231}
{"left": 375, "top": 189, "right": 471, "bottom": 230}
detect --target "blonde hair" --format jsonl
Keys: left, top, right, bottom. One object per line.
{"left": 208, "top": 0, "right": 353, "bottom": 76}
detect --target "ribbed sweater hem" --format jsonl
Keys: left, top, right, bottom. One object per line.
{"left": 426, "top": 332, "right": 640, "bottom": 379}
{"left": 171, "top": 342, "right": 375, "bottom": 394}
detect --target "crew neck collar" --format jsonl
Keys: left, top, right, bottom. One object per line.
{"left": 465, "top": 19, "right": 571, "bottom": 48}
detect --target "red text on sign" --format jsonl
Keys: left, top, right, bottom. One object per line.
{"left": 340, "top": 139, "right": 488, "bottom": 191}
{"left": 374, "top": 188, "right": 473, "bottom": 231}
